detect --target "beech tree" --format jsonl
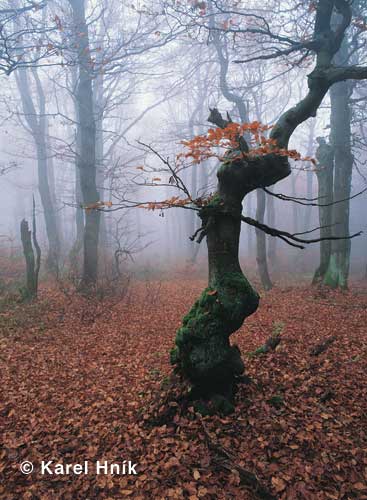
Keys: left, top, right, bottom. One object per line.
{"left": 62, "top": 0, "right": 183, "bottom": 286}
{"left": 159, "top": 0, "right": 367, "bottom": 413}
{"left": 15, "top": 66, "right": 61, "bottom": 273}
{"left": 313, "top": 136, "right": 334, "bottom": 283}
{"left": 67, "top": 0, "right": 100, "bottom": 288}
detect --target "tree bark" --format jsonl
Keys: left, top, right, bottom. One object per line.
{"left": 267, "top": 188, "right": 277, "bottom": 266}
{"left": 20, "top": 219, "right": 37, "bottom": 298}
{"left": 171, "top": 190, "right": 260, "bottom": 413}
{"left": 256, "top": 189, "right": 273, "bottom": 290}
{"left": 69, "top": 65, "right": 84, "bottom": 267}
{"left": 323, "top": 42, "right": 353, "bottom": 289}
{"left": 15, "top": 67, "right": 60, "bottom": 274}
{"left": 304, "top": 119, "right": 316, "bottom": 233}
{"left": 94, "top": 55, "right": 108, "bottom": 249}
{"left": 313, "top": 138, "right": 334, "bottom": 283}
{"left": 69, "top": 0, "right": 100, "bottom": 287}
{"left": 20, "top": 204, "right": 40, "bottom": 300}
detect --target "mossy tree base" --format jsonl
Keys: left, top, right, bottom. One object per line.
{"left": 171, "top": 274, "right": 258, "bottom": 404}
{"left": 323, "top": 252, "right": 350, "bottom": 290}
{"left": 171, "top": 193, "right": 260, "bottom": 410}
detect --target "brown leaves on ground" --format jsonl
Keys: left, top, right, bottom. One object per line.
{"left": 1, "top": 279, "right": 367, "bottom": 499}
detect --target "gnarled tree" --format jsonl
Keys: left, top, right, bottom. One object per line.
{"left": 170, "top": 0, "right": 367, "bottom": 412}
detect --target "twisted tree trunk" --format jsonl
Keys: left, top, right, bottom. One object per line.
{"left": 171, "top": 119, "right": 290, "bottom": 411}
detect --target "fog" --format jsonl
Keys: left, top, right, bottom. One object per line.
{"left": 0, "top": 0, "right": 366, "bottom": 287}
{"left": 2, "top": 2, "right": 367, "bottom": 497}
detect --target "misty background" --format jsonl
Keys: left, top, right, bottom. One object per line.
{"left": 0, "top": 0, "right": 366, "bottom": 287}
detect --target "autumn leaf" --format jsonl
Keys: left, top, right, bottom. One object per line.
{"left": 193, "top": 469, "right": 200, "bottom": 480}
{"left": 271, "top": 477, "right": 287, "bottom": 492}
{"left": 353, "top": 482, "right": 367, "bottom": 491}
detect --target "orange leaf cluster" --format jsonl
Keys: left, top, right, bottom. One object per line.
{"left": 178, "top": 122, "right": 315, "bottom": 166}
{"left": 140, "top": 196, "right": 192, "bottom": 211}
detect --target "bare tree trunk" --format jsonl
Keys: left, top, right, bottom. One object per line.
{"left": 69, "top": 163, "right": 84, "bottom": 271}
{"left": 94, "top": 62, "right": 107, "bottom": 249}
{"left": 70, "top": 0, "right": 100, "bottom": 287}
{"left": 20, "top": 198, "right": 41, "bottom": 299}
{"left": 246, "top": 193, "right": 254, "bottom": 257}
{"left": 171, "top": 191, "right": 260, "bottom": 414}
{"left": 313, "top": 138, "right": 334, "bottom": 283}
{"left": 21, "top": 219, "right": 37, "bottom": 298}
{"left": 267, "top": 188, "right": 277, "bottom": 266}
{"left": 256, "top": 189, "right": 273, "bottom": 290}
{"left": 324, "top": 43, "right": 353, "bottom": 289}
{"left": 304, "top": 119, "right": 316, "bottom": 232}
{"left": 15, "top": 67, "right": 60, "bottom": 274}
{"left": 69, "top": 66, "right": 84, "bottom": 267}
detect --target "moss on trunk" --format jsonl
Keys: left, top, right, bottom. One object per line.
{"left": 171, "top": 193, "right": 259, "bottom": 412}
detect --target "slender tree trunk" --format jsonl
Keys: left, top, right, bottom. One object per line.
{"left": 290, "top": 173, "right": 303, "bottom": 271}
{"left": 187, "top": 111, "right": 199, "bottom": 262}
{"left": 304, "top": 119, "right": 316, "bottom": 233}
{"left": 15, "top": 68, "right": 60, "bottom": 274}
{"left": 324, "top": 45, "right": 353, "bottom": 289}
{"left": 256, "top": 189, "right": 273, "bottom": 290}
{"left": 70, "top": 0, "right": 100, "bottom": 287}
{"left": 94, "top": 68, "right": 107, "bottom": 249}
{"left": 313, "top": 139, "right": 334, "bottom": 283}
{"left": 69, "top": 163, "right": 84, "bottom": 271}
{"left": 69, "top": 66, "right": 84, "bottom": 266}
{"left": 267, "top": 188, "right": 277, "bottom": 266}
{"left": 246, "top": 193, "right": 253, "bottom": 257}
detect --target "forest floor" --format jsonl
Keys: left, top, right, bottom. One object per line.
{"left": 0, "top": 273, "right": 367, "bottom": 499}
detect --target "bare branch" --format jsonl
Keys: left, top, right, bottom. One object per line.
{"left": 241, "top": 215, "right": 362, "bottom": 250}
{"left": 263, "top": 186, "right": 367, "bottom": 207}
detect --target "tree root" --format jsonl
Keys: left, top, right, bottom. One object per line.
{"left": 249, "top": 333, "right": 281, "bottom": 357}
{"left": 309, "top": 335, "right": 336, "bottom": 356}
{"left": 201, "top": 422, "right": 276, "bottom": 500}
